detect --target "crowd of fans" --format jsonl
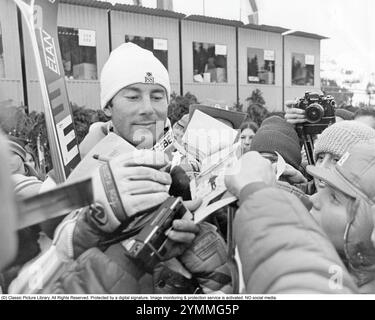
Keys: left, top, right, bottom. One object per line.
{"left": 1, "top": 42, "right": 375, "bottom": 295}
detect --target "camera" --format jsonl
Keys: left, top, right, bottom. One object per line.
{"left": 295, "top": 92, "right": 336, "bottom": 135}
{"left": 122, "top": 196, "right": 190, "bottom": 265}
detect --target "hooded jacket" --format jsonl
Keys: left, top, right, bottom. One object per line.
{"left": 234, "top": 183, "right": 359, "bottom": 294}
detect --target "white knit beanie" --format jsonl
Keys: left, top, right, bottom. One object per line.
{"left": 100, "top": 42, "right": 171, "bottom": 109}
{"left": 314, "top": 120, "right": 375, "bottom": 159}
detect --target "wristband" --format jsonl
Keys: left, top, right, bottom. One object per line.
{"left": 99, "top": 163, "right": 128, "bottom": 222}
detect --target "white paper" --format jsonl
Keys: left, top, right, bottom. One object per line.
{"left": 215, "top": 44, "right": 227, "bottom": 55}
{"left": 153, "top": 38, "right": 168, "bottom": 51}
{"left": 264, "top": 49, "right": 275, "bottom": 61}
{"left": 275, "top": 151, "right": 287, "bottom": 180}
{"left": 182, "top": 110, "right": 239, "bottom": 160}
{"left": 305, "top": 54, "right": 315, "bottom": 65}
{"left": 194, "top": 192, "right": 237, "bottom": 223}
{"left": 78, "top": 29, "right": 96, "bottom": 47}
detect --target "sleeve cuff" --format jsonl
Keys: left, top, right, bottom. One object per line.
{"left": 238, "top": 182, "right": 268, "bottom": 206}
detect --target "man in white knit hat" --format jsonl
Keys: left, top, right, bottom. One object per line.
{"left": 80, "top": 42, "right": 172, "bottom": 156}
{"left": 30, "top": 43, "right": 232, "bottom": 295}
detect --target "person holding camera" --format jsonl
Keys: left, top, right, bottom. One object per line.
{"left": 285, "top": 96, "right": 375, "bottom": 171}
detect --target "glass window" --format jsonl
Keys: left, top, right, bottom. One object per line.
{"left": 0, "top": 21, "right": 5, "bottom": 78}
{"left": 247, "top": 48, "right": 275, "bottom": 85}
{"left": 125, "top": 35, "right": 168, "bottom": 70}
{"left": 193, "top": 42, "right": 227, "bottom": 83}
{"left": 58, "top": 27, "right": 98, "bottom": 80}
{"left": 292, "top": 53, "right": 314, "bottom": 86}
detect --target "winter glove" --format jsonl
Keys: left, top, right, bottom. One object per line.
{"left": 179, "top": 222, "right": 233, "bottom": 294}
{"left": 91, "top": 150, "right": 172, "bottom": 233}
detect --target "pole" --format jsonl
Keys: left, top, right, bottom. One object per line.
{"left": 16, "top": 7, "right": 29, "bottom": 112}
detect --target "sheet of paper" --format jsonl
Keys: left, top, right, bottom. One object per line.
{"left": 182, "top": 109, "right": 239, "bottom": 161}
{"left": 275, "top": 151, "right": 287, "bottom": 181}
{"left": 193, "top": 191, "right": 237, "bottom": 223}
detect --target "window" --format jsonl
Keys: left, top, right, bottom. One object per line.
{"left": 193, "top": 42, "right": 227, "bottom": 83}
{"left": 292, "top": 53, "right": 314, "bottom": 86}
{"left": 125, "top": 35, "right": 168, "bottom": 70}
{"left": 0, "top": 21, "right": 4, "bottom": 78}
{"left": 247, "top": 48, "right": 275, "bottom": 85}
{"left": 58, "top": 27, "right": 98, "bottom": 80}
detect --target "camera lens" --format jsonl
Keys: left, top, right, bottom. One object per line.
{"left": 305, "top": 103, "right": 324, "bottom": 123}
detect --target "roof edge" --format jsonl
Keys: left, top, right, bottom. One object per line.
{"left": 184, "top": 14, "right": 244, "bottom": 27}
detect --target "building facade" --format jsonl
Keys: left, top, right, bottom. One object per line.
{"left": 0, "top": 0, "right": 326, "bottom": 113}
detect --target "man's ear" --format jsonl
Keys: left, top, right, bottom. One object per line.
{"left": 103, "top": 102, "right": 113, "bottom": 118}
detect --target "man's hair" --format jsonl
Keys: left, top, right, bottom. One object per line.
{"left": 354, "top": 107, "right": 375, "bottom": 119}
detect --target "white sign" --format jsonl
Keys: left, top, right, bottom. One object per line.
{"left": 78, "top": 29, "right": 96, "bottom": 47}
{"left": 215, "top": 44, "right": 227, "bottom": 55}
{"left": 305, "top": 54, "right": 315, "bottom": 65}
{"left": 248, "top": 76, "right": 259, "bottom": 82}
{"left": 153, "top": 38, "right": 168, "bottom": 51}
{"left": 264, "top": 50, "right": 275, "bottom": 61}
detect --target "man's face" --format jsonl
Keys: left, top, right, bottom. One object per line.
{"left": 105, "top": 83, "right": 168, "bottom": 148}
{"left": 310, "top": 184, "right": 351, "bottom": 252}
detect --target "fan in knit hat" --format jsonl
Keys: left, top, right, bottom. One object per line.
{"left": 314, "top": 120, "right": 375, "bottom": 160}
{"left": 250, "top": 116, "right": 302, "bottom": 169}
{"left": 100, "top": 42, "right": 171, "bottom": 109}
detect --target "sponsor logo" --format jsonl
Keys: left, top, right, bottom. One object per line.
{"left": 40, "top": 29, "right": 60, "bottom": 75}
{"left": 144, "top": 72, "right": 154, "bottom": 84}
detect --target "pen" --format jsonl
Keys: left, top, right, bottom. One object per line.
{"left": 92, "top": 154, "right": 112, "bottom": 162}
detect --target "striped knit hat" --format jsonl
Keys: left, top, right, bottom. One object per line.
{"left": 314, "top": 120, "right": 375, "bottom": 160}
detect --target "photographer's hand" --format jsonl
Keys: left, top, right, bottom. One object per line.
{"left": 284, "top": 99, "right": 307, "bottom": 125}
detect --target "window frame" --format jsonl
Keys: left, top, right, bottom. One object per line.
{"left": 247, "top": 47, "right": 276, "bottom": 85}
{"left": 192, "top": 41, "right": 228, "bottom": 84}
{"left": 57, "top": 26, "right": 98, "bottom": 81}
{"left": 291, "top": 52, "right": 315, "bottom": 86}
{"left": 124, "top": 34, "right": 169, "bottom": 70}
